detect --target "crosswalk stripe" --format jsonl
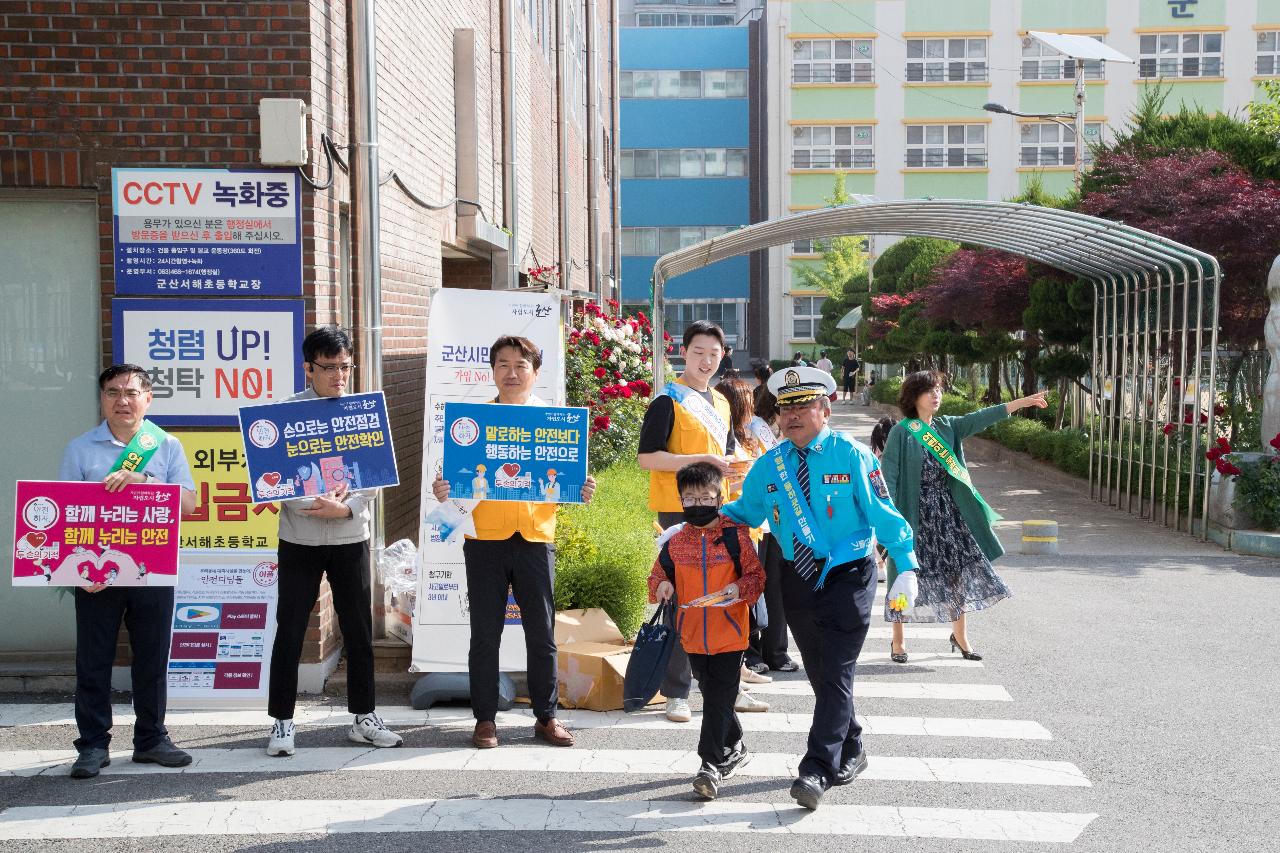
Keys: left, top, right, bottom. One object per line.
{"left": 855, "top": 651, "right": 983, "bottom": 667}
{"left": 0, "top": 747, "right": 1091, "bottom": 786}
{"left": 746, "top": 681, "right": 1013, "bottom": 701}
{"left": 0, "top": 799, "right": 1099, "bottom": 842}
{"left": 865, "top": 626, "right": 956, "bottom": 639}
{"left": 0, "top": 704, "right": 1050, "bottom": 739}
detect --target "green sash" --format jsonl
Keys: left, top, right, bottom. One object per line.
{"left": 904, "top": 418, "right": 1002, "bottom": 526}
{"left": 110, "top": 419, "right": 168, "bottom": 475}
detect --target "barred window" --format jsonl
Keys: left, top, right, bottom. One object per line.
{"left": 792, "top": 39, "right": 874, "bottom": 83}
{"left": 792, "top": 296, "right": 826, "bottom": 339}
{"left": 791, "top": 125, "right": 875, "bottom": 169}
{"left": 1021, "top": 35, "right": 1105, "bottom": 81}
{"left": 906, "top": 38, "right": 988, "bottom": 83}
{"left": 1019, "top": 122, "right": 1102, "bottom": 167}
{"left": 905, "top": 124, "right": 987, "bottom": 168}
{"left": 1258, "top": 31, "right": 1280, "bottom": 76}
{"left": 1138, "top": 32, "right": 1223, "bottom": 78}
{"left": 636, "top": 12, "right": 735, "bottom": 27}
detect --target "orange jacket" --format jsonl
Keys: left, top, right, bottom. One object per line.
{"left": 647, "top": 518, "right": 764, "bottom": 656}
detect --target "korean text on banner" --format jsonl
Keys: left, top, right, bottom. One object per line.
{"left": 412, "top": 289, "right": 564, "bottom": 672}
{"left": 167, "top": 549, "right": 279, "bottom": 706}
{"left": 112, "top": 168, "right": 303, "bottom": 296}
{"left": 174, "top": 431, "right": 279, "bottom": 550}
{"left": 112, "top": 298, "right": 305, "bottom": 427}
{"left": 238, "top": 392, "right": 398, "bottom": 504}
{"left": 12, "top": 480, "right": 181, "bottom": 587}
{"left": 443, "top": 402, "right": 589, "bottom": 503}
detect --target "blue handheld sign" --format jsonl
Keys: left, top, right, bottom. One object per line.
{"left": 442, "top": 402, "right": 589, "bottom": 503}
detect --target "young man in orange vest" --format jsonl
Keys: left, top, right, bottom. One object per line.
{"left": 432, "top": 335, "right": 596, "bottom": 749}
{"left": 638, "top": 320, "right": 761, "bottom": 722}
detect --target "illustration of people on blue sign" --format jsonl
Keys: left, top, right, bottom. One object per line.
{"left": 538, "top": 469, "right": 560, "bottom": 503}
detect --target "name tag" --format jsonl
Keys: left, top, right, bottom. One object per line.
{"left": 766, "top": 484, "right": 778, "bottom": 493}
{"left": 822, "top": 474, "right": 851, "bottom": 485}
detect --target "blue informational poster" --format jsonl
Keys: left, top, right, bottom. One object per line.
{"left": 442, "top": 402, "right": 589, "bottom": 504}
{"left": 237, "top": 392, "right": 399, "bottom": 505}
{"left": 112, "top": 168, "right": 303, "bottom": 296}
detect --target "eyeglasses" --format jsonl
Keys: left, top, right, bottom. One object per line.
{"left": 102, "top": 389, "right": 145, "bottom": 400}
{"left": 310, "top": 361, "right": 356, "bottom": 374}
{"left": 680, "top": 497, "right": 721, "bottom": 507}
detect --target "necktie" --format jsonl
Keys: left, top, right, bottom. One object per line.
{"left": 792, "top": 447, "right": 817, "bottom": 581}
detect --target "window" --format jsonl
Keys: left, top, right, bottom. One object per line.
{"left": 792, "top": 296, "right": 825, "bottom": 339}
{"left": 791, "top": 125, "right": 874, "bottom": 169}
{"left": 1021, "top": 35, "right": 1105, "bottom": 81}
{"left": 636, "top": 12, "right": 735, "bottom": 27}
{"left": 620, "top": 148, "right": 748, "bottom": 179}
{"left": 792, "top": 239, "right": 825, "bottom": 255}
{"left": 906, "top": 38, "right": 988, "bottom": 83}
{"left": 620, "top": 69, "right": 748, "bottom": 98}
{"left": 792, "top": 39, "right": 874, "bottom": 83}
{"left": 1019, "top": 122, "right": 1103, "bottom": 167}
{"left": 1258, "top": 31, "right": 1280, "bottom": 76}
{"left": 662, "top": 301, "right": 744, "bottom": 343}
{"left": 905, "top": 124, "right": 987, "bottom": 168}
{"left": 1139, "top": 32, "right": 1223, "bottom": 78}
{"left": 621, "top": 226, "right": 735, "bottom": 255}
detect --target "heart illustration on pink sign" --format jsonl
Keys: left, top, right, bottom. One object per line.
{"left": 25, "top": 532, "right": 46, "bottom": 548}
{"left": 500, "top": 463, "right": 521, "bottom": 478}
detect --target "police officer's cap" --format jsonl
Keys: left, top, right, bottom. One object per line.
{"left": 768, "top": 366, "right": 837, "bottom": 407}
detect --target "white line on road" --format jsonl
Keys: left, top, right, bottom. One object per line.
{"left": 0, "top": 798, "right": 1098, "bottom": 843}
{"left": 0, "top": 747, "right": 1090, "bottom": 786}
{"left": 746, "top": 681, "right": 1013, "bottom": 701}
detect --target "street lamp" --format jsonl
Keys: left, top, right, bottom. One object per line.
{"left": 985, "top": 31, "right": 1135, "bottom": 191}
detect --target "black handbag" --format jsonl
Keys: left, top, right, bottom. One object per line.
{"left": 622, "top": 603, "right": 677, "bottom": 713}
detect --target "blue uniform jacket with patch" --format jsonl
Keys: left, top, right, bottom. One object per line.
{"left": 721, "top": 426, "right": 918, "bottom": 573}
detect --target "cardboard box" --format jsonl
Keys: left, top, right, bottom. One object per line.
{"left": 554, "top": 608, "right": 662, "bottom": 712}
{"left": 385, "top": 589, "right": 415, "bottom": 645}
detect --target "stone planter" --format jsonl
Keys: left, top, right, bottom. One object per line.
{"left": 1208, "top": 452, "right": 1265, "bottom": 530}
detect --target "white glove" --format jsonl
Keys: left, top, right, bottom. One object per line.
{"left": 887, "top": 570, "right": 919, "bottom": 613}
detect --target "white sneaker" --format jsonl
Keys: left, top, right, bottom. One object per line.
{"left": 266, "top": 718, "right": 295, "bottom": 756}
{"left": 665, "top": 697, "right": 692, "bottom": 723}
{"left": 349, "top": 711, "right": 403, "bottom": 748}
{"left": 740, "top": 665, "right": 773, "bottom": 684}
{"left": 735, "top": 689, "right": 770, "bottom": 713}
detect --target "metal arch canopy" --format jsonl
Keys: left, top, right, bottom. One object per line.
{"left": 647, "top": 198, "right": 1222, "bottom": 540}
{"left": 836, "top": 306, "right": 863, "bottom": 331}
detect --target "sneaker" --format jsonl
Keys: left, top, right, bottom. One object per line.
{"left": 746, "top": 661, "right": 770, "bottom": 676}
{"left": 734, "top": 689, "right": 770, "bottom": 713}
{"left": 664, "top": 697, "right": 692, "bottom": 723}
{"left": 349, "top": 711, "right": 403, "bottom": 748}
{"left": 266, "top": 718, "right": 295, "bottom": 757}
{"left": 692, "top": 761, "right": 721, "bottom": 799}
{"left": 130, "top": 738, "right": 192, "bottom": 767}
{"left": 719, "top": 743, "right": 752, "bottom": 779}
{"left": 740, "top": 664, "right": 772, "bottom": 685}
{"left": 70, "top": 747, "right": 110, "bottom": 779}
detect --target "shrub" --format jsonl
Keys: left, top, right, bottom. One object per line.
{"left": 1027, "top": 429, "right": 1057, "bottom": 461}
{"left": 1051, "top": 429, "right": 1089, "bottom": 468}
{"left": 1234, "top": 455, "right": 1280, "bottom": 530}
{"left": 871, "top": 376, "right": 902, "bottom": 404}
{"left": 938, "top": 394, "right": 979, "bottom": 417}
{"left": 990, "top": 417, "right": 1047, "bottom": 452}
{"left": 554, "top": 459, "right": 655, "bottom": 638}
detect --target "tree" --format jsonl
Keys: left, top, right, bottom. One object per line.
{"left": 1247, "top": 79, "right": 1280, "bottom": 173}
{"left": 793, "top": 172, "right": 868, "bottom": 299}
{"left": 861, "top": 237, "right": 958, "bottom": 367}
{"left": 1023, "top": 272, "right": 1094, "bottom": 428}
{"left": 816, "top": 271, "right": 870, "bottom": 352}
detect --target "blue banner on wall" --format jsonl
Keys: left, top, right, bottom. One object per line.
{"left": 442, "top": 402, "right": 589, "bottom": 503}
{"left": 112, "top": 168, "right": 303, "bottom": 296}
{"left": 238, "top": 392, "right": 399, "bottom": 504}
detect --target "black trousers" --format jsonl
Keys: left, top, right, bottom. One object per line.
{"left": 688, "top": 650, "right": 745, "bottom": 767}
{"left": 781, "top": 555, "right": 876, "bottom": 785}
{"left": 268, "top": 539, "right": 375, "bottom": 720}
{"left": 74, "top": 586, "right": 174, "bottom": 752}
{"left": 463, "top": 534, "right": 559, "bottom": 723}
{"left": 656, "top": 511, "right": 691, "bottom": 700}
{"left": 747, "top": 532, "right": 791, "bottom": 669}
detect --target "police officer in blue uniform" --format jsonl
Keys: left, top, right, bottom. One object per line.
{"left": 722, "top": 366, "right": 919, "bottom": 810}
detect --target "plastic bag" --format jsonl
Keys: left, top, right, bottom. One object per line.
{"left": 378, "top": 538, "right": 418, "bottom": 594}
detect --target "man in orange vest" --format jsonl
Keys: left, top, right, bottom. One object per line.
{"left": 637, "top": 320, "right": 741, "bottom": 722}
{"left": 432, "top": 335, "right": 596, "bottom": 750}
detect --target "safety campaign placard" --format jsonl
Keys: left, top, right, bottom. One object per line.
{"left": 238, "top": 392, "right": 399, "bottom": 504}
{"left": 12, "top": 480, "right": 181, "bottom": 587}
{"left": 441, "top": 402, "right": 589, "bottom": 503}
{"left": 112, "top": 167, "right": 303, "bottom": 297}
{"left": 167, "top": 549, "right": 279, "bottom": 704}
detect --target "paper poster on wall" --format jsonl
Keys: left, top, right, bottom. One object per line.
{"left": 167, "top": 549, "right": 279, "bottom": 707}
{"left": 111, "top": 298, "right": 305, "bottom": 426}
{"left": 112, "top": 167, "right": 303, "bottom": 296}
{"left": 12, "top": 480, "right": 181, "bottom": 587}
{"left": 412, "top": 288, "right": 564, "bottom": 673}
{"left": 173, "top": 430, "right": 279, "bottom": 551}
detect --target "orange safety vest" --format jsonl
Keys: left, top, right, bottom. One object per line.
{"left": 647, "top": 380, "right": 733, "bottom": 512}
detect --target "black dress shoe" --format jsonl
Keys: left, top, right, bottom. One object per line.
{"left": 789, "top": 774, "right": 827, "bottom": 810}
{"left": 890, "top": 643, "right": 908, "bottom": 664}
{"left": 69, "top": 747, "right": 110, "bottom": 779}
{"left": 833, "top": 748, "right": 868, "bottom": 786}
{"left": 950, "top": 633, "right": 983, "bottom": 661}
{"left": 131, "top": 738, "right": 192, "bottom": 767}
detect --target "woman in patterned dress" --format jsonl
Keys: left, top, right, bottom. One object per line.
{"left": 880, "top": 371, "right": 1046, "bottom": 661}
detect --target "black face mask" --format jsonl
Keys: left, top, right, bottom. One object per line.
{"left": 682, "top": 505, "right": 720, "bottom": 526}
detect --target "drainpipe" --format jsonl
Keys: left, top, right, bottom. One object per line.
{"left": 586, "top": 0, "right": 601, "bottom": 300}
{"left": 609, "top": 0, "right": 622, "bottom": 302}
{"left": 502, "top": 0, "right": 520, "bottom": 288}
{"left": 556, "top": 0, "right": 571, "bottom": 291}
{"left": 350, "top": 0, "right": 386, "bottom": 630}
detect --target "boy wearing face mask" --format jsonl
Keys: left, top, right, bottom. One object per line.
{"left": 649, "top": 462, "right": 765, "bottom": 800}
